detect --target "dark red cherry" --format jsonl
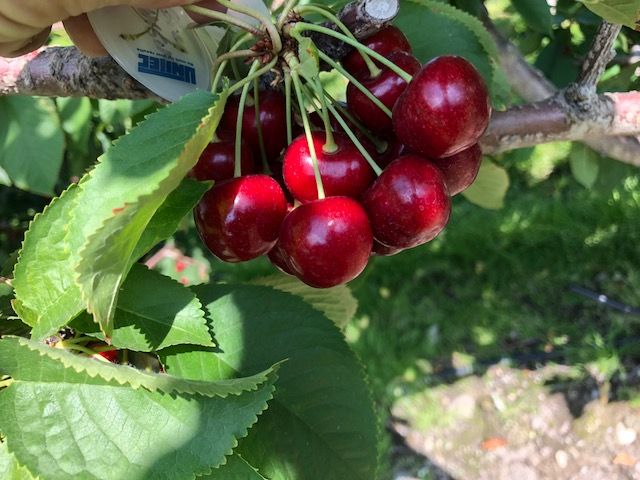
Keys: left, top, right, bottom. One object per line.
{"left": 283, "top": 131, "right": 375, "bottom": 203}
{"left": 194, "top": 175, "right": 288, "bottom": 262}
{"left": 342, "top": 25, "right": 412, "bottom": 79}
{"left": 371, "top": 240, "right": 403, "bottom": 257}
{"left": 267, "top": 241, "right": 296, "bottom": 276}
{"left": 346, "top": 51, "right": 420, "bottom": 135}
{"left": 279, "top": 197, "right": 373, "bottom": 288}
{"left": 393, "top": 56, "right": 491, "bottom": 159}
{"left": 190, "top": 140, "right": 255, "bottom": 181}
{"left": 431, "top": 144, "right": 482, "bottom": 196}
{"left": 372, "top": 137, "right": 407, "bottom": 169}
{"left": 220, "top": 90, "right": 288, "bottom": 162}
{"left": 362, "top": 154, "right": 451, "bottom": 249}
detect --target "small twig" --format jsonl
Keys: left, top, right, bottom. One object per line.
{"left": 575, "top": 21, "right": 622, "bottom": 93}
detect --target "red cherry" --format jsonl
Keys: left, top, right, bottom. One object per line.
{"left": 372, "top": 137, "right": 407, "bottom": 169}
{"left": 372, "top": 240, "right": 403, "bottom": 257}
{"left": 346, "top": 51, "right": 420, "bottom": 135}
{"left": 279, "top": 197, "right": 373, "bottom": 288}
{"left": 98, "top": 350, "right": 119, "bottom": 363}
{"left": 194, "top": 175, "right": 288, "bottom": 262}
{"left": 190, "top": 140, "right": 255, "bottom": 181}
{"left": 393, "top": 56, "right": 491, "bottom": 159}
{"left": 342, "top": 25, "right": 412, "bottom": 79}
{"left": 362, "top": 155, "right": 451, "bottom": 249}
{"left": 431, "top": 144, "right": 482, "bottom": 196}
{"left": 220, "top": 90, "right": 287, "bottom": 162}
{"left": 283, "top": 132, "right": 375, "bottom": 203}
{"left": 267, "top": 241, "right": 296, "bottom": 276}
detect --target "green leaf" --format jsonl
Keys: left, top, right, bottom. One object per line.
{"left": 0, "top": 337, "right": 277, "bottom": 480}
{"left": 0, "top": 442, "right": 36, "bottom": 480}
{"left": 12, "top": 184, "right": 85, "bottom": 336}
{"left": 0, "top": 97, "right": 65, "bottom": 196}
{"left": 462, "top": 158, "right": 510, "bottom": 210}
{"left": 511, "top": 0, "right": 554, "bottom": 35}
{"left": 0, "top": 336, "right": 273, "bottom": 397}
{"left": 161, "top": 284, "right": 379, "bottom": 480}
{"left": 396, "top": 0, "right": 500, "bottom": 89}
{"left": 252, "top": 274, "right": 357, "bottom": 330}
{"left": 205, "top": 454, "right": 268, "bottom": 479}
{"left": 581, "top": 0, "right": 640, "bottom": 30}
{"left": 132, "top": 177, "right": 211, "bottom": 261}
{"left": 56, "top": 97, "right": 93, "bottom": 148}
{"left": 298, "top": 37, "right": 321, "bottom": 81}
{"left": 70, "top": 90, "right": 227, "bottom": 336}
{"left": 570, "top": 143, "right": 600, "bottom": 188}
{"left": 72, "top": 264, "right": 213, "bottom": 352}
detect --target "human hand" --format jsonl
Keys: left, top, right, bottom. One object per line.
{"left": 0, "top": 0, "right": 222, "bottom": 58}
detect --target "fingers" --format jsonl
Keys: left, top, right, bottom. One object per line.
{"left": 63, "top": 14, "right": 108, "bottom": 57}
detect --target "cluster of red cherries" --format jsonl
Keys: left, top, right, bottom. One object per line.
{"left": 192, "top": 26, "right": 491, "bottom": 288}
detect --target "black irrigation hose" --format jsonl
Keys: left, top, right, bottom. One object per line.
{"left": 569, "top": 284, "right": 640, "bottom": 315}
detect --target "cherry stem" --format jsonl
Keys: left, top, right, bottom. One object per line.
{"left": 302, "top": 84, "right": 382, "bottom": 176}
{"left": 276, "top": 0, "right": 299, "bottom": 29}
{"left": 295, "top": 5, "right": 381, "bottom": 78}
{"left": 62, "top": 335, "right": 94, "bottom": 345}
{"left": 235, "top": 61, "right": 261, "bottom": 178}
{"left": 59, "top": 341, "right": 102, "bottom": 356}
{"left": 184, "top": 5, "right": 262, "bottom": 36}
{"left": 284, "top": 68, "right": 293, "bottom": 144}
{"left": 292, "top": 22, "right": 414, "bottom": 83}
{"left": 288, "top": 55, "right": 325, "bottom": 200}
{"left": 215, "top": 0, "right": 282, "bottom": 54}
{"left": 227, "top": 57, "right": 277, "bottom": 94}
{"left": 307, "top": 78, "right": 336, "bottom": 153}
{"left": 211, "top": 49, "right": 259, "bottom": 92}
{"left": 253, "top": 79, "right": 271, "bottom": 173}
{"left": 322, "top": 89, "right": 387, "bottom": 152}
{"left": 316, "top": 49, "right": 391, "bottom": 118}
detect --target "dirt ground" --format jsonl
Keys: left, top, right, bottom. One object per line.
{"left": 391, "top": 366, "right": 640, "bottom": 480}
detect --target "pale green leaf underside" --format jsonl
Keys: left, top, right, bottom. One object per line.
{"left": 570, "top": 144, "right": 600, "bottom": 189}
{"left": 581, "top": 0, "right": 639, "bottom": 29}
{"left": 0, "top": 338, "right": 277, "bottom": 480}
{"left": 462, "top": 158, "right": 510, "bottom": 210}
{"left": 71, "top": 90, "right": 227, "bottom": 336}
{"left": 161, "top": 284, "right": 379, "bottom": 480}
{"left": 72, "top": 264, "right": 213, "bottom": 352}
{"left": 0, "top": 337, "right": 273, "bottom": 398}
{"left": 252, "top": 274, "right": 357, "bottom": 330}
{"left": 0, "top": 442, "right": 36, "bottom": 480}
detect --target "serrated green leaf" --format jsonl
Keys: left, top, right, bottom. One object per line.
{"left": 0, "top": 96, "right": 65, "bottom": 196}
{"left": 570, "top": 143, "right": 600, "bottom": 188}
{"left": 581, "top": 0, "right": 640, "bottom": 30}
{"left": 56, "top": 97, "right": 93, "bottom": 148}
{"left": 511, "top": 0, "right": 554, "bottom": 35}
{"left": 0, "top": 442, "right": 36, "bottom": 480}
{"left": 0, "top": 336, "right": 273, "bottom": 397}
{"left": 71, "top": 264, "right": 213, "bottom": 352}
{"left": 161, "top": 284, "right": 379, "bottom": 480}
{"left": 132, "top": 177, "right": 211, "bottom": 261}
{"left": 13, "top": 184, "right": 85, "bottom": 336}
{"left": 205, "top": 454, "right": 268, "bottom": 479}
{"left": 252, "top": 274, "right": 357, "bottom": 330}
{"left": 70, "top": 90, "right": 227, "bottom": 336}
{"left": 0, "top": 336, "right": 277, "bottom": 480}
{"left": 397, "top": 0, "right": 500, "bottom": 92}
{"left": 462, "top": 158, "right": 510, "bottom": 210}
{"left": 298, "top": 37, "right": 321, "bottom": 81}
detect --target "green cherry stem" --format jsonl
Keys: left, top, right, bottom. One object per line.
{"left": 253, "top": 78, "right": 271, "bottom": 173}
{"left": 59, "top": 342, "right": 102, "bottom": 356}
{"left": 292, "top": 22, "right": 414, "bottom": 82}
{"left": 294, "top": 5, "right": 381, "bottom": 78}
{"left": 210, "top": 49, "right": 258, "bottom": 92}
{"left": 276, "top": 0, "right": 299, "bottom": 29}
{"left": 302, "top": 84, "right": 382, "bottom": 176}
{"left": 212, "top": 33, "right": 254, "bottom": 92}
{"left": 284, "top": 68, "right": 293, "bottom": 144}
{"left": 184, "top": 5, "right": 262, "bottom": 36}
{"left": 288, "top": 56, "right": 325, "bottom": 199}
{"left": 311, "top": 77, "right": 337, "bottom": 153}
{"left": 235, "top": 61, "right": 261, "bottom": 178}
{"left": 215, "top": 0, "right": 282, "bottom": 53}
{"left": 315, "top": 49, "right": 391, "bottom": 117}
{"left": 227, "top": 57, "right": 278, "bottom": 94}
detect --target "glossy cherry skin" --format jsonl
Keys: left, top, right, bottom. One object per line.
{"left": 371, "top": 240, "right": 403, "bottom": 257}
{"left": 342, "top": 25, "right": 412, "bottom": 79}
{"left": 283, "top": 131, "right": 376, "bottom": 203}
{"left": 190, "top": 140, "right": 255, "bottom": 181}
{"left": 194, "top": 175, "right": 288, "bottom": 262}
{"left": 362, "top": 155, "right": 451, "bottom": 249}
{"left": 393, "top": 55, "right": 491, "bottom": 159}
{"left": 347, "top": 51, "right": 421, "bottom": 135}
{"left": 220, "top": 90, "right": 288, "bottom": 162}
{"left": 279, "top": 197, "right": 373, "bottom": 288}
{"left": 267, "top": 241, "right": 296, "bottom": 276}
{"left": 431, "top": 144, "right": 482, "bottom": 196}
